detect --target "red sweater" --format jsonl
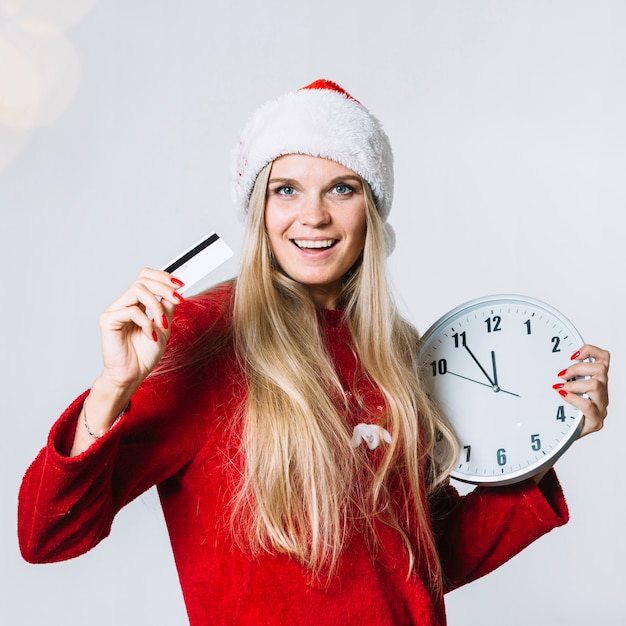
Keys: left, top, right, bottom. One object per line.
{"left": 18, "top": 286, "right": 568, "bottom": 625}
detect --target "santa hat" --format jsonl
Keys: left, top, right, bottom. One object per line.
{"left": 231, "top": 79, "right": 394, "bottom": 222}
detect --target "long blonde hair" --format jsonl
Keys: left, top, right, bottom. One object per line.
{"left": 231, "top": 162, "right": 458, "bottom": 585}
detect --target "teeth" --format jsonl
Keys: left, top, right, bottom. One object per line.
{"left": 293, "top": 239, "right": 335, "bottom": 249}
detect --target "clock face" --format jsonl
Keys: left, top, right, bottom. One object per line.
{"left": 418, "top": 295, "right": 585, "bottom": 486}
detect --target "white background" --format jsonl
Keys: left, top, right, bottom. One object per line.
{"left": 1, "top": 1, "right": 624, "bottom": 624}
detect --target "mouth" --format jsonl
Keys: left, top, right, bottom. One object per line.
{"left": 292, "top": 239, "right": 337, "bottom": 250}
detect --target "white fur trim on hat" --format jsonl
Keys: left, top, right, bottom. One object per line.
{"left": 231, "top": 80, "right": 394, "bottom": 222}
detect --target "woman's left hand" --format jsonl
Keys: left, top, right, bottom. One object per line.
{"left": 554, "top": 344, "right": 610, "bottom": 438}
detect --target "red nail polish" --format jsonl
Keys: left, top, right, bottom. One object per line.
{"left": 558, "top": 389, "right": 568, "bottom": 398}
{"left": 171, "top": 277, "right": 185, "bottom": 287}
{"left": 557, "top": 369, "right": 568, "bottom": 378}
{"left": 552, "top": 383, "right": 564, "bottom": 390}
{"left": 570, "top": 350, "right": 581, "bottom": 360}
{"left": 152, "top": 330, "right": 159, "bottom": 342}
{"left": 161, "top": 315, "right": 169, "bottom": 330}
{"left": 173, "top": 292, "right": 185, "bottom": 303}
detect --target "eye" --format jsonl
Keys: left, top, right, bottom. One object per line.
{"left": 276, "top": 185, "right": 296, "bottom": 196}
{"left": 332, "top": 183, "right": 354, "bottom": 195}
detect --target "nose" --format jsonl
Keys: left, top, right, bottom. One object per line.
{"left": 298, "top": 194, "right": 330, "bottom": 227}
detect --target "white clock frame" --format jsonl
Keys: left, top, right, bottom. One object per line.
{"left": 418, "top": 295, "right": 586, "bottom": 485}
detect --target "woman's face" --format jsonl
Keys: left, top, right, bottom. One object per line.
{"left": 265, "top": 154, "right": 367, "bottom": 309}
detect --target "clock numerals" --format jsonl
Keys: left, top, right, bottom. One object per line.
{"left": 484, "top": 315, "right": 502, "bottom": 333}
{"left": 430, "top": 359, "right": 448, "bottom": 376}
{"left": 526, "top": 318, "right": 564, "bottom": 354}
{"left": 459, "top": 435, "right": 545, "bottom": 470}
{"left": 556, "top": 405, "right": 576, "bottom": 423}
{"left": 496, "top": 448, "right": 507, "bottom": 466}
{"left": 452, "top": 331, "right": 467, "bottom": 348}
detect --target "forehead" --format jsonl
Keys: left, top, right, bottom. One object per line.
{"left": 269, "top": 154, "right": 360, "bottom": 181}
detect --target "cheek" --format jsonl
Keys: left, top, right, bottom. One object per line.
{"left": 264, "top": 204, "right": 289, "bottom": 239}
{"left": 348, "top": 213, "right": 367, "bottom": 249}
{"left": 264, "top": 208, "right": 292, "bottom": 262}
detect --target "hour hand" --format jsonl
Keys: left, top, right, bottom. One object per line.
{"left": 491, "top": 350, "right": 499, "bottom": 389}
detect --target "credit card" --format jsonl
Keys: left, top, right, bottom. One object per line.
{"left": 161, "top": 232, "right": 233, "bottom": 294}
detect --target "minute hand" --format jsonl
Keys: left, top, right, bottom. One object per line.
{"left": 463, "top": 344, "right": 497, "bottom": 387}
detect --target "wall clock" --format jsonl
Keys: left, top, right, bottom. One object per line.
{"left": 418, "top": 295, "right": 586, "bottom": 485}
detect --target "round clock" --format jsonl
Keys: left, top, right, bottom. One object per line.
{"left": 418, "top": 295, "right": 586, "bottom": 486}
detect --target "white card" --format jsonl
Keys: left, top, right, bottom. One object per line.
{"left": 161, "top": 232, "right": 233, "bottom": 294}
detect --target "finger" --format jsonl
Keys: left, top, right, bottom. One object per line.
{"left": 556, "top": 345, "right": 610, "bottom": 382}
{"left": 552, "top": 343, "right": 610, "bottom": 438}
{"left": 106, "top": 276, "right": 184, "bottom": 329}
{"left": 556, "top": 391, "right": 606, "bottom": 437}
{"left": 559, "top": 361, "right": 609, "bottom": 385}
{"left": 554, "top": 381, "right": 609, "bottom": 438}
{"left": 100, "top": 304, "right": 161, "bottom": 342}
{"left": 160, "top": 299, "right": 176, "bottom": 333}
{"left": 108, "top": 282, "right": 167, "bottom": 330}
{"left": 137, "top": 266, "right": 184, "bottom": 287}
{"left": 569, "top": 344, "right": 611, "bottom": 368}
{"left": 553, "top": 375, "right": 608, "bottom": 417}
{"left": 140, "top": 267, "right": 186, "bottom": 296}
{"left": 554, "top": 362, "right": 609, "bottom": 408}
{"left": 108, "top": 269, "right": 185, "bottom": 308}
{"left": 554, "top": 375, "right": 607, "bottom": 400}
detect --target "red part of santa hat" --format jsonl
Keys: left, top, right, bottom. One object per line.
{"left": 231, "top": 79, "right": 394, "bottom": 222}
{"left": 300, "top": 79, "right": 359, "bottom": 102}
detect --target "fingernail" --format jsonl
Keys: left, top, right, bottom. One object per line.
{"left": 557, "top": 369, "right": 568, "bottom": 377}
{"left": 152, "top": 330, "right": 159, "bottom": 342}
{"left": 558, "top": 389, "right": 568, "bottom": 398}
{"left": 161, "top": 315, "right": 169, "bottom": 330}
{"left": 552, "top": 383, "right": 565, "bottom": 390}
{"left": 570, "top": 350, "right": 581, "bottom": 360}
{"left": 173, "top": 292, "right": 185, "bottom": 303}
{"left": 171, "top": 277, "right": 185, "bottom": 287}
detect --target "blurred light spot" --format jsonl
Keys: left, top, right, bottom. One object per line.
{"left": 0, "top": 0, "right": 99, "bottom": 170}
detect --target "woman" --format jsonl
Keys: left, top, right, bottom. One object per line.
{"left": 18, "top": 80, "right": 610, "bottom": 625}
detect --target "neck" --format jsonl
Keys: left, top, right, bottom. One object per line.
{"left": 305, "top": 282, "right": 342, "bottom": 310}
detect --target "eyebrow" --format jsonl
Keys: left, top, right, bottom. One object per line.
{"left": 268, "top": 175, "right": 363, "bottom": 186}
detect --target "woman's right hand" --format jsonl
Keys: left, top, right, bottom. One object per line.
{"left": 70, "top": 269, "right": 184, "bottom": 456}
{"left": 98, "top": 268, "right": 185, "bottom": 390}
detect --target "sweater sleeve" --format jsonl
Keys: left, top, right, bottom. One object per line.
{"left": 430, "top": 470, "right": 569, "bottom": 593}
{"left": 18, "top": 391, "right": 125, "bottom": 563}
{"left": 17, "top": 287, "right": 233, "bottom": 564}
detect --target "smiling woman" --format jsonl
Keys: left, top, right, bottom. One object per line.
{"left": 264, "top": 155, "right": 367, "bottom": 308}
{"left": 17, "top": 79, "right": 610, "bottom": 626}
